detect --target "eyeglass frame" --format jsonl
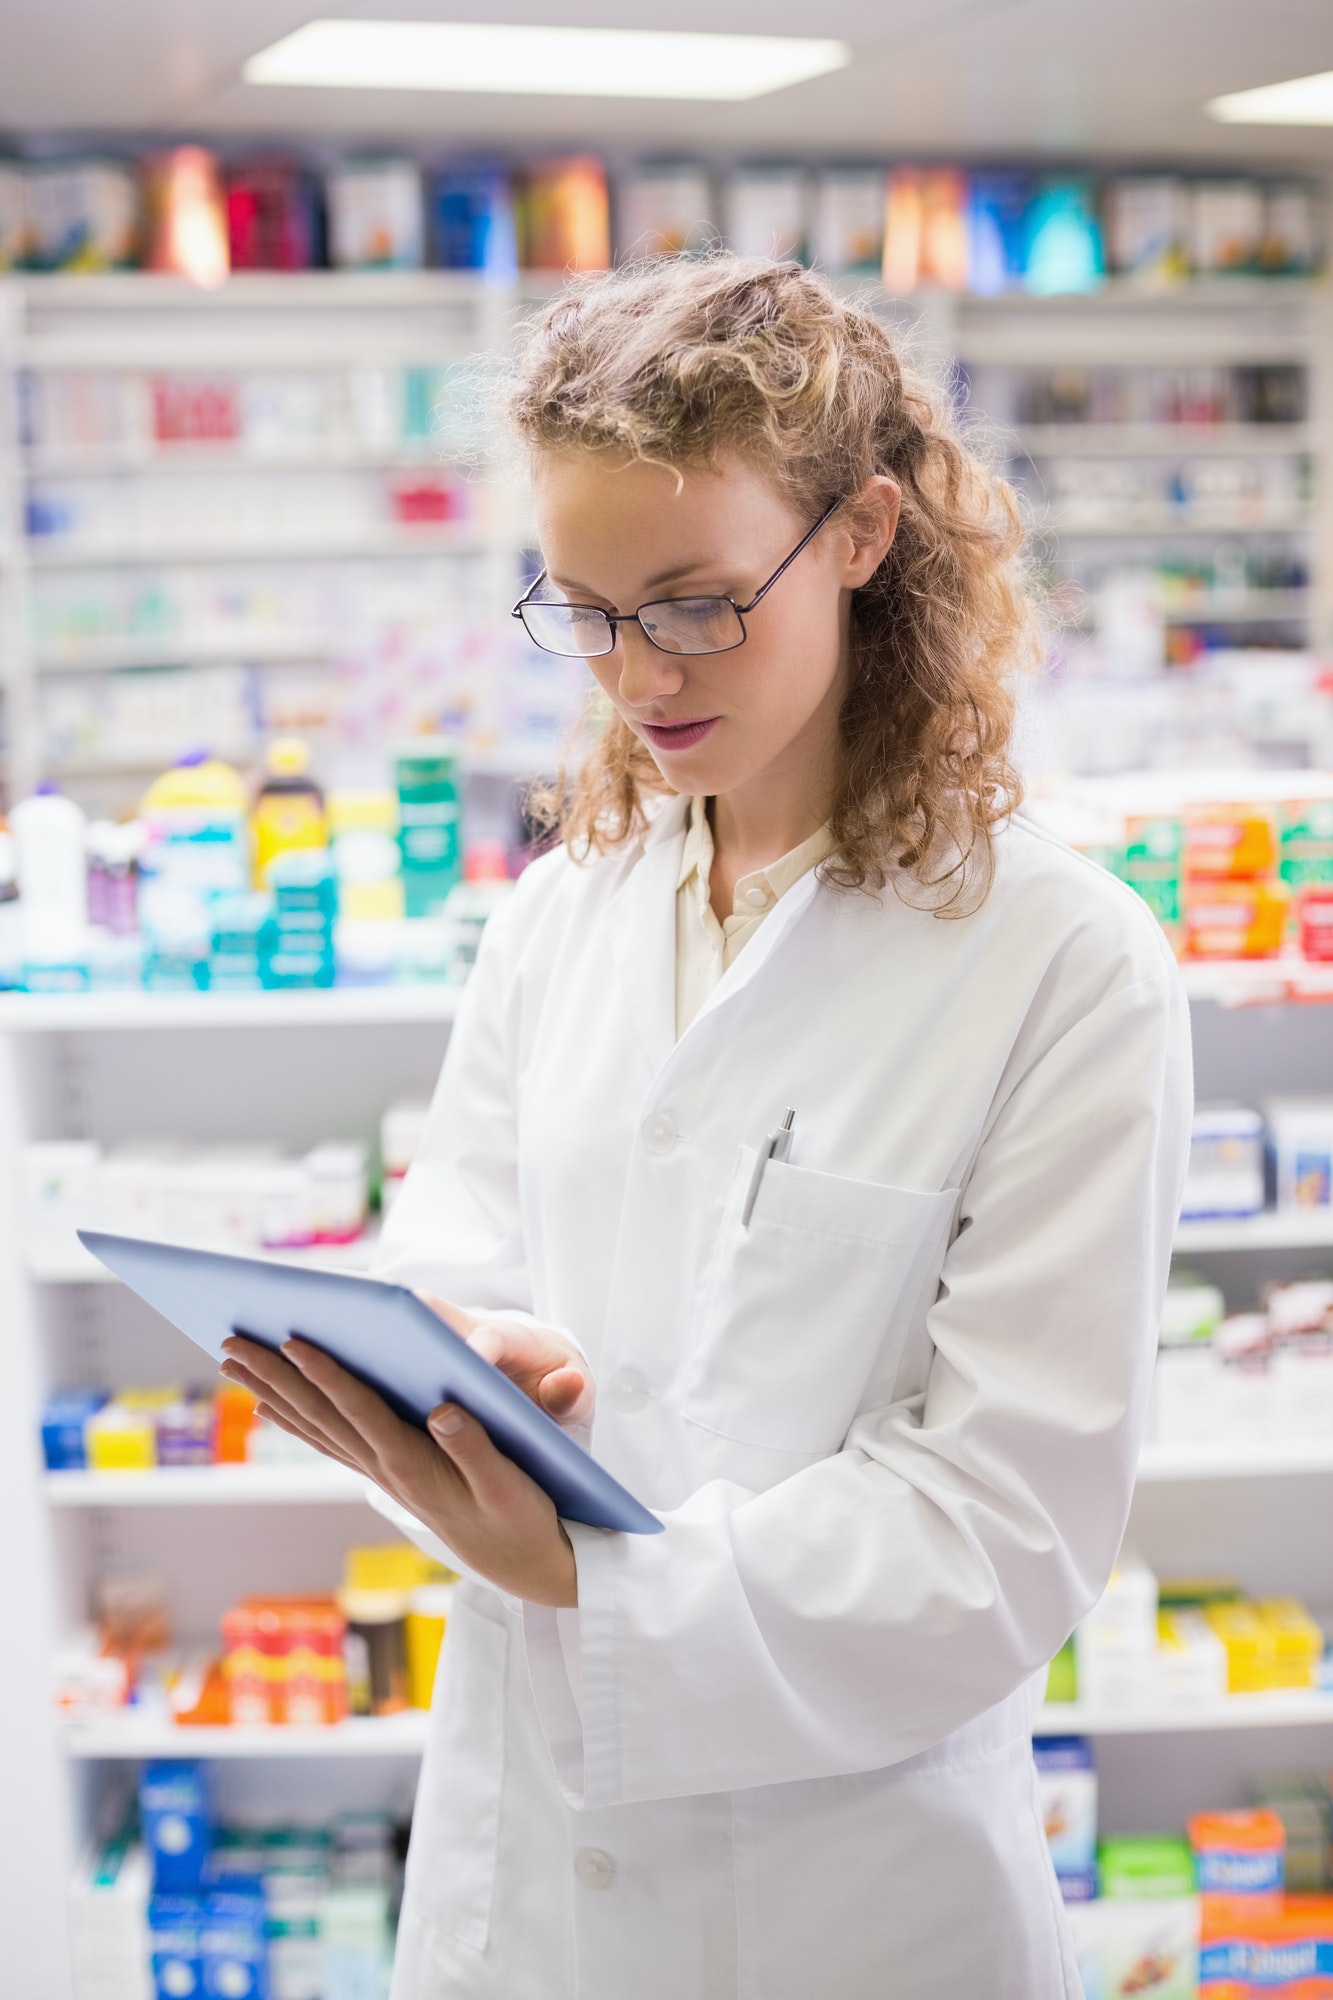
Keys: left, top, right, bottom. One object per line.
{"left": 510, "top": 495, "right": 844, "bottom": 659}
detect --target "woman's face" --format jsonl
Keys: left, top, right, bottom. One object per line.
{"left": 530, "top": 450, "right": 896, "bottom": 807}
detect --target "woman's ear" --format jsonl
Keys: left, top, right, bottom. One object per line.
{"left": 841, "top": 475, "right": 901, "bottom": 589}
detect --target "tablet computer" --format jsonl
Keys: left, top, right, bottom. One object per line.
{"left": 78, "top": 1229, "right": 662, "bottom": 1536}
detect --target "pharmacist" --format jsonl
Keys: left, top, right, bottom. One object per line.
{"left": 222, "top": 258, "right": 1191, "bottom": 2000}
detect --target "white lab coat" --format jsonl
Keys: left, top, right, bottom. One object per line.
{"left": 372, "top": 793, "right": 1191, "bottom": 2000}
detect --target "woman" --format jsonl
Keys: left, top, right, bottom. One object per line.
{"left": 223, "top": 256, "right": 1191, "bottom": 1999}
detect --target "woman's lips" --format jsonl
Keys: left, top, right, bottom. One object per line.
{"left": 640, "top": 717, "right": 719, "bottom": 752}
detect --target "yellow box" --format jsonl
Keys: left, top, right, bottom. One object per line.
{"left": 343, "top": 1543, "right": 455, "bottom": 1593}
{"left": 85, "top": 1404, "right": 157, "bottom": 1472}
{"left": 1257, "top": 1599, "right": 1324, "bottom": 1690}
{"left": 406, "top": 1582, "right": 455, "bottom": 1709}
{"left": 1204, "top": 1600, "right": 1278, "bottom": 1694}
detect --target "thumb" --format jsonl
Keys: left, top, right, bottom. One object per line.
{"left": 426, "top": 1402, "right": 504, "bottom": 1497}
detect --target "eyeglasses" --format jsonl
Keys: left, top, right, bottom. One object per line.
{"left": 511, "top": 497, "right": 842, "bottom": 660}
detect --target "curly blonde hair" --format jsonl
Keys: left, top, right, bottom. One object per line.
{"left": 510, "top": 254, "right": 1038, "bottom": 905}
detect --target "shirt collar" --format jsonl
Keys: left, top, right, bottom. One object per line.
{"left": 676, "top": 796, "right": 835, "bottom": 912}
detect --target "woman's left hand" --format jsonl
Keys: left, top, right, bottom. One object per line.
{"left": 218, "top": 1325, "right": 578, "bottom": 1608}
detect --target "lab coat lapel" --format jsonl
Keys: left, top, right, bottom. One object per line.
{"left": 606, "top": 796, "right": 690, "bottom": 1079}
{"left": 684, "top": 866, "right": 823, "bottom": 1040}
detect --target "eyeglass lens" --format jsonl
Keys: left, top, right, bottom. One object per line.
{"left": 520, "top": 595, "right": 746, "bottom": 659}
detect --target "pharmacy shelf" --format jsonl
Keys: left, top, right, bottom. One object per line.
{"left": 44, "top": 1463, "right": 370, "bottom": 1507}
{"left": 1016, "top": 424, "right": 1313, "bottom": 457}
{"left": 1178, "top": 959, "right": 1333, "bottom": 1007}
{"left": 0, "top": 985, "right": 460, "bottom": 1032}
{"left": 24, "top": 445, "right": 459, "bottom": 476}
{"left": 1160, "top": 592, "right": 1309, "bottom": 623}
{"left": 33, "top": 633, "right": 341, "bottom": 673}
{"left": 1174, "top": 1211, "right": 1333, "bottom": 1252}
{"left": 60, "top": 1710, "right": 430, "bottom": 1760}
{"left": 28, "top": 528, "right": 489, "bottom": 568}
{"left": 31, "top": 1226, "right": 382, "bottom": 1285}
{"left": 1136, "top": 1438, "right": 1333, "bottom": 1482}
{"left": 1045, "top": 512, "right": 1314, "bottom": 539}
{"left": 1037, "top": 1691, "right": 1333, "bottom": 1735}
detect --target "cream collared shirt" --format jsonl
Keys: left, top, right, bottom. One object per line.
{"left": 675, "top": 796, "right": 834, "bottom": 1037}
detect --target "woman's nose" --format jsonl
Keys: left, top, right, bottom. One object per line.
{"left": 617, "top": 622, "right": 686, "bottom": 707}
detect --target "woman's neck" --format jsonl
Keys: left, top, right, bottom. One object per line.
{"left": 705, "top": 769, "right": 830, "bottom": 922}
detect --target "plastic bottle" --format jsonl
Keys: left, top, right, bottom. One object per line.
{"left": 252, "top": 738, "right": 327, "bottom": 889}
{"left": 138, "top": 753, "right": 249, "bottom": 990}
{"left": 11, "top": 784, "right": 89, "bottom": 976}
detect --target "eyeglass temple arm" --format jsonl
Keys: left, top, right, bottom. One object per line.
{"left": 733, "top": 497, "right": 844, "bottom": 615}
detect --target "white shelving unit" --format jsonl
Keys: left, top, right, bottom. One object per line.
{"left": 61, "top": 1712, "right": 430, "bottom": 1761}
{"left": 0, "top": 989, "right": 457, "bottom": 1998}
{"left": 1, "top": 268, "right": 1332, "bottom": 1990}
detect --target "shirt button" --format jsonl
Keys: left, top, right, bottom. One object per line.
{"left": 609, "top": 1368, "right": 651, "bottom": 1414}
{"left": 642, "top": 1113, "right": 678, "bottom": 1155}
{"left": 742, "top": 884, "right": 770, "bottom": 909}
{"left": 574, "top": 1847, "right": 617, "bottom": 1891}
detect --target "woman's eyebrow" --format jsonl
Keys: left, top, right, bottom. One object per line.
{"left": 547, "top": 556, "right": 729, "bottom": 603}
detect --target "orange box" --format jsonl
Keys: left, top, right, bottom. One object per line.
{"left": 220, "top": 1596, "right": 347, "bottom": 1725}
{"left": 1201, "top": 1895, "right": 1333, "bottom": 1996}
{"left": 1184, "top": 804, "right": 1280, "bottom": 880}
{"left": 214, "top": 1381, "right": 257, "bottom": 1463}
{"left": 1183, "top": 879, "right": 1287, "bottom": 960}
{"left": 1191, "top": 1808, "right": 1285, "bottom": 1909}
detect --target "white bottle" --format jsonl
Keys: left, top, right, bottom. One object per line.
{"left": 11, "top": 783, "right": 89, "bottom": 964}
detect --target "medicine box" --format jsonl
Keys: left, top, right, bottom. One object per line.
{"left": 1034, "top": 1736, "right": 1097, "bottom": 1878}
{"left": 139, "top": 1762, "right": 213, "bottom": 1895}
{"left": 1266, "top": 1098, "right": 1333, "bottom": 1213}
{"left": 1181, "top": 1106, "right": 1266, "bottom": 1221}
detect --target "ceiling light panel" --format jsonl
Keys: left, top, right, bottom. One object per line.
{"left": 243, "top": 19, "right": 850, "bottom": 101}
{"left": 1208, "top": 70, "right": 1333, "bottom": 125}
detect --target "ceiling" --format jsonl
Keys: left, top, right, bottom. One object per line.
{"left": 2, "top": 0, "right": 1333, "bottom": 165}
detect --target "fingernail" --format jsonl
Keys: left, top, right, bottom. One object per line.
{"left": 430, "top": 1408, "right": 464, "bottom": 1438}
{"left": 282, "top": 1341, "right": 306, "bottom": 1369}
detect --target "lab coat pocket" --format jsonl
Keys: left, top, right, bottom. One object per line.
{"left": 401, "top": 1594, "right": 507, "bottom": 1954}
{"left": 687, "top": 1151, "right": 958, "bottom": 1455}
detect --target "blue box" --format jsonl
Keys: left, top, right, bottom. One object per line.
{"left": 1034, "top": 1735, "right": 1098, "bottom": 1879}
{"left": 201, "top": 1881, "right": 269, "bottom": 2000}
{"left": 140, "top": 1761, "right": 213, "bottom": 1894}
{"left": 149, "top": 1892, "right": 203, "bottom": 2000}
{"left": 41, "top": 1392, "right": 107, "bottom": 1470}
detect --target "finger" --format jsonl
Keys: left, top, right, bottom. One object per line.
{"left": 221, "top": 1343, "right": 368, "bottom": 1464}
{"left": 253, "top": 1401, "right": 363, "bottom": 1474}
{"left": 537, "top": 1364, "right": 593, "bottom": 1426}
{"left": 283, "top": 1338, "right": 435, "bottom": 1473}
{"left": 224, "top": 1362, "right": 374, "bottom": 1473}
{"left": 425, "top": 1402, "right": 521, "bottom": 1505}
{"left": 416, "top": 1293, "right": 480, "bottom": 1339}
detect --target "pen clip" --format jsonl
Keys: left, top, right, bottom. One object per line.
{"left": 740, "top": 1108, "right": 796, "bottom": 1229}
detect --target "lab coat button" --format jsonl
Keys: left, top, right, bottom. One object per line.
{"left": 574, "top": 1847, "right": 617, "bottom": 1891}
{"left": 742, "top": 883, "right": 769, "bottom": 909}
{"left": 642, "top": 1113, "right": 678, "bottom": 1156}
{"left": 609, "top": 1368, "right": 651, "bottom": 1414}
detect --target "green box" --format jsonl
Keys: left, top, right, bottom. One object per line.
{"left": 1098, "top": 1834, "right": 1196, "bottom": 1900}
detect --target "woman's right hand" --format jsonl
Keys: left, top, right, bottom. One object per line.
{"left": 418, "top": 1295, "right": 595, "bottom": 1428}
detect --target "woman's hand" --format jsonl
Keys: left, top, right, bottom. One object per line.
{"left": 217, "top": 1298, "right": 592, "bottom": 1608}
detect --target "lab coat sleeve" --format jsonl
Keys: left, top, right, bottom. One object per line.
{"left": 523, "top": 966, "right": 1192, "bottom": 1808}
{"left": 366, "top": 879, "right": 579, "bottom": 1597}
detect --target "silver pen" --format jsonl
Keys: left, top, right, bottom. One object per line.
{"left": 741, "top": 1108, "right": 795, "bottom": 1228}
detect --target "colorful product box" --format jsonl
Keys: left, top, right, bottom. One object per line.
{"left": 1034, "top": 1736, "right": 1098, "bottom": 1880}
{"left": 1183, "top": 879, "right": 1287, "bottom": 960}
{"left": 1184, "top": 804, "right": 1280, "bottom": 881}
{"left": 200, "top": 1880, "right": 269, "bottom": 2000}
{"left": 1202, "top": 1895, "right": 1333, "bottom": 1997}
{"left": 140, "top": 1761, "right": 214, "bottom": 1895}
{"left": 1190, "top": 1808, "right": 1286, "bottom": 1907}
{"left": 41, "top": 1391, "right": 108, "bottom": 1470}
{"left": 1118, "top": 816, "right": 1184, "bottom": 939}
{"left": 149, "top": 1891, "right": 203, "bottom": 2000}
